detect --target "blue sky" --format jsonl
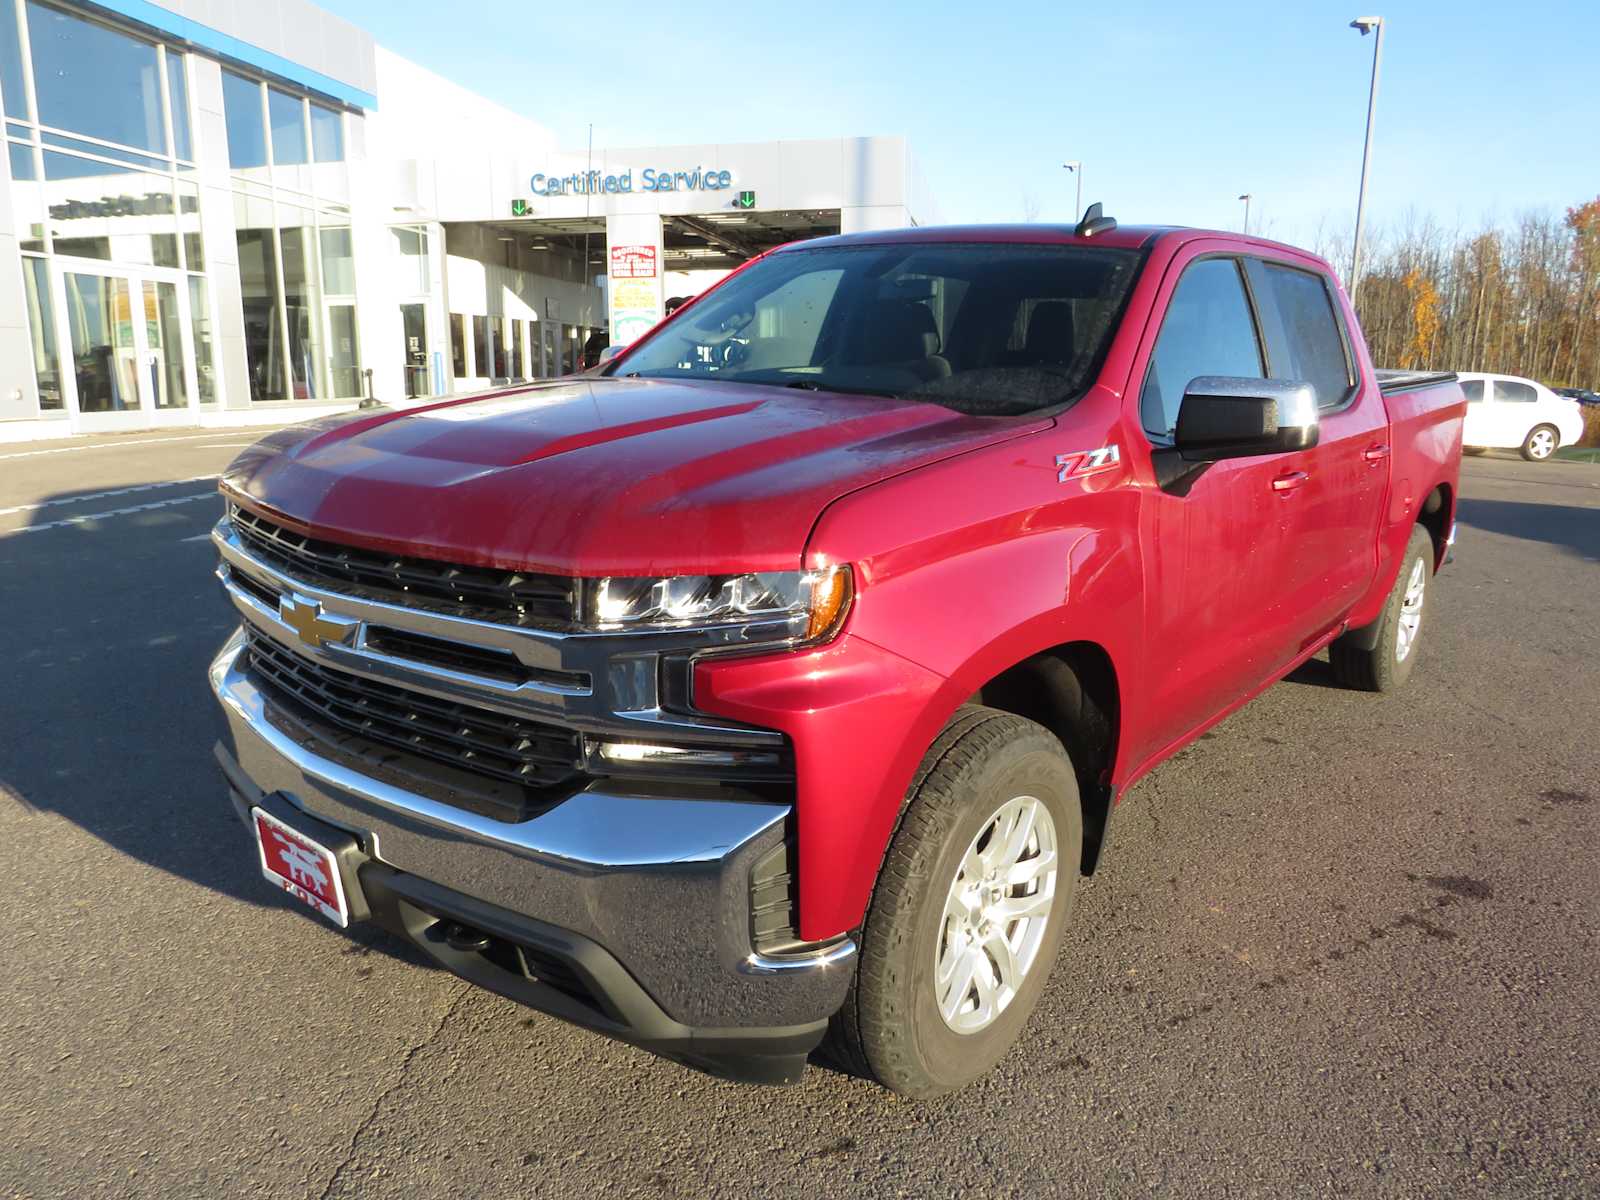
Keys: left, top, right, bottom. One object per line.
{"left": 323, "top": 0, "right": 1597, "bottom": 250}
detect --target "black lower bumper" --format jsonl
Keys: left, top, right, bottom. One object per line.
{"left": 237, "top": 787, "right": 827, "bottom": 1086}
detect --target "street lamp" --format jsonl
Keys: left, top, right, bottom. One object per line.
{"left": 1238, "top": 193, "right": 1253, "bottom": 235}
{"left": 1063, "top": 161, "right": 1082, "bottom": 220}
{"left": 1349, "top": 15, "right": 1385, "bottom": 299}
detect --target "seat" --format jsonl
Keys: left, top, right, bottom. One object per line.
{"left": 849, "top": 301, "right": 951, "bottom": 380}
{"left": 1020, "top": 301, "right": 1076, "bottom": 367}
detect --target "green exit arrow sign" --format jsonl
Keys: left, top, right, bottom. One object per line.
{"left": 734, "top": 191, "right": 756, "bottom": 210}
{"left": 511, "top": 198, "right": 530, "bottom": 217}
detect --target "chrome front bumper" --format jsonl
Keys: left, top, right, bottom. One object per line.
{"left": 208, "top": 629, "right": 855, "bottom": 1033}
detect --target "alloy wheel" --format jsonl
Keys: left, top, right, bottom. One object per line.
{"left": 1396, "top": 557, "right": 1426, "bottom": 662}
{"left": 934, "top": 794, "right": 1058, "bottom": 1034}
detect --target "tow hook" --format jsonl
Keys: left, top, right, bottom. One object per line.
{"left": 440, "top": 921, "right": 492, "bottom": 953}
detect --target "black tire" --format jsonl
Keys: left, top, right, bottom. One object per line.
{"left": 822, "top": 705, "right": 1082, "bottom": 1098}
{"left": 1329, "top": 524, "right": 1434, "bottom": 692}
{"left": 1521, "top": 424, "right": 1560, "bottom": 461}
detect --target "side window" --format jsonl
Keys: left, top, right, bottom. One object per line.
{"left": 1261, "top": 264, "right": 1353, "bottom": 410}
{"left": 1495, "top": 380, "right": 1537, "bottom": 403}
{"left": 1140, "top": 258, "right": 1264, "bottom": 440}
{"left": 1459, "top": 379, "right": 1485, "bottom": 403}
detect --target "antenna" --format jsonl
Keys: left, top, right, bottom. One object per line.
{"left": 1075, "top": 202, "right": 1117, "bottom": 238}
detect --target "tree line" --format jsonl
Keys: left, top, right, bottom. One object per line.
{"left": 1316, "top": 198, "right": 1600, "bottom": 387}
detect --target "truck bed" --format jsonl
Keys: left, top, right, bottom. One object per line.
{"left": 1375, "top": 369, "right": 1458, "bottom": 397}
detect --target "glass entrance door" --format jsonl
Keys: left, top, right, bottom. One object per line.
{"left": 63, "top": 272, "right": 141, "bottom": 419}
{"left": 62, "top": 265, "right": 198, "bottom": 431}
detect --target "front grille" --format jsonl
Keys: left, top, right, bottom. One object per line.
{"left": 244, "top": 630, "right": 584, "bottom": 799}
{"left": 231, "top": 505, "right": 578, "bottom": 628}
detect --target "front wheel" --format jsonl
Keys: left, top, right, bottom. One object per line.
{"left": 824, "top": 706, "right": 1082, "bottom": 1098}
{"left": 1521, "top": 424, "right": 1560, "bottom": 461}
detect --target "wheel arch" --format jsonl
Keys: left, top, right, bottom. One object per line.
{"left": 966, "top": 640, "right": 1122, "bottom": 875}
{"left": 1417, "top": 480, "right": 1454, "bottom": 569}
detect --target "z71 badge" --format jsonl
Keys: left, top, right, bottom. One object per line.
{"left": 1055, "top": 444, "right": 1121, "bottom": 482}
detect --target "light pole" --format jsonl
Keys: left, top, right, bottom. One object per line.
{"left": 1238, "top": 193, "right": 1253, "bottom": 235}
{"left": 1063, "top": 161, "right": 1082, "bottom": 219}
{"left": 1349, "top": 15, "right": 1385, "bottom": 299}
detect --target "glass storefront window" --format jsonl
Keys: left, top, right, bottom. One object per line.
{"left": 310, "top": 104, "right": 342, "bottom": 163}
{"left": 41, "top": 130, "right": 167, "bottom": 171}
{"left": 222, "top": 71, "right": 266, "bottom": 170}
{"left": 43, "top": 151, "right": 178, "bottom": 265}
{"left": 268, "top": 88, "right": 306, "bottom": 167}
{"left": 235, "top": 192, "right": 287, "bottom": 400}
{"left": 8, "top": 137, "right": 31, "bottom": 177}
{"left": 177, "top": 179, "right": 202, "bottom": 269}
{"left": 392, "top": 226, "right": 429, "bottom": 293}
{"left": 327, "top": 303, "right": 360, "bottom": 397}
{"left": 319, "top": 227, "right": 355, "bottom": 294}
{"left": 145, "top": 279, "right": 185, "bottom": 408}
{"left": 187, "top": 275, "right": 215, "bottom": 404}
{"left": 491, "top": 316, "right": 508, "bottom": 377}
{"left": 472, "top": 315, "right": 488, "bottom": 377}
{"left": 511, "top": 320, "right": 523, "bottom": 380}
{"left": 21, "top": 255, "right": 61, "bottom": 409}
{"left": 450, "top": 313, "right": 466, "bottom": 378}
{"left": 9, "top": 140, "right": 42, "bottom": 250}
{"left": 278, "top": 204, "right": 325, "bottom": 399}
{"left": 166, "top": 52, "right": 191, "bottom": 161}
{"left": 26, "top": 2, "right": 164, "bottom": 154}
{"left": 1, "top": 0, "right": 25, "bottom": 119}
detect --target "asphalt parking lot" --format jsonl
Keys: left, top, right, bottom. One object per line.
{"left": 1, "top": 431, "right": 1597, "bottom": 1198}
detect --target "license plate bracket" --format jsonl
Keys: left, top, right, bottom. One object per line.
{"left": 252, "top": 805, "right": 353, "bottom": 927}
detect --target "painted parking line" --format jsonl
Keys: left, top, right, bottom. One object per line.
{"left": 0, "top": 491, "right": 219, "bottom": 537}
{"left": 0, "top": 433, "right": 235, "bottom": 461}
{"left": 0, "top": 475, "right": 217, "bottom": 518}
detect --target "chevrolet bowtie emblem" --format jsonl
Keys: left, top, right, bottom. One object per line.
{"left": 279, "top": 593, "right": 356, "bottom": 649}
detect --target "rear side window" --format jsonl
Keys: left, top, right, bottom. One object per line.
{"left": 1140, "top": 258, "right": 1263, "bottom": 439}
{"left": 1460, "top": 379, "right": 1485, "bottom": 402}
{"left": 1261, "top": 264, "right": 1353, "bottom": 410}
{"left": 1495, "top": 380, "right": 1537, "bottom": 403}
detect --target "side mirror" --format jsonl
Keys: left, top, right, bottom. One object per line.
{"left": 597, "top": 344, "right": 624, "bottom": 365}
{"left": 1174, "top": 377, "right": 1319, "bottom": 462}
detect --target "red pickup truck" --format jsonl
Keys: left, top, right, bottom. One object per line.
{"left": 209, "top": 212, "right": 1464, "bottom": 1097}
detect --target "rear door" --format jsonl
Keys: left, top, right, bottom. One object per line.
{"left": 1245, "top": 257, "right": 1388, "bottom": 632}
{"left": 1490, "top": 378, "right": 1540, "bottom": 443}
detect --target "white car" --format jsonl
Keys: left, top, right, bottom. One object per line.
{"left": 1457, "top": 372, "right": 1585, "bottom": 461}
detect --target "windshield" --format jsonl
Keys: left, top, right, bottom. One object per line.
{"left": 608, "top": 242, "right": 1142, "bottom": 417}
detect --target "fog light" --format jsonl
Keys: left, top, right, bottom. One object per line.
{"left": 596, "top": 741, "right": 782, "bottom": 769}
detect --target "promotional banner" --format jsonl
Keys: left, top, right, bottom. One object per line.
{"left": 606, "top": 216, "right": 665, "bottom": 345}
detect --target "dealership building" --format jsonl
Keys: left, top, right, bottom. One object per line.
{"left": 0, "top": 0, "right": 931, "bottom": 441}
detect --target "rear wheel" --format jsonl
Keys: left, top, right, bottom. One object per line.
{"left": 823, "top": 706, "right": 1082, "bottom": 1098}
{"left": 1329, "top": 524, "right": 1434, "bottom": 692}
{"left": 1521, "top": 424, "right": 1559, "bottom": 461}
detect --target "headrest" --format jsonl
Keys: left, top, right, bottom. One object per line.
{"left": 859, "top": 300, "right": 941, "bottom": 363}
{"left": 1024, "top": 301, "right": 1076, "bottom": 365}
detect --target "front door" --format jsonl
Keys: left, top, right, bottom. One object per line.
{"left": 1128, "top": 250, "right": 1328, "bottom": 765}
{"left": 60, "top": 263, "right": 197, "bottom": 432}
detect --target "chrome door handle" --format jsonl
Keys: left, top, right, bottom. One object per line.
{"left": 1271, "top": 470, "right": 1310, "bottom": 493}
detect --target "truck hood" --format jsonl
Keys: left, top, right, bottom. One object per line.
{"left": 222, "top": 378, "right": 1043, "bottom": 576}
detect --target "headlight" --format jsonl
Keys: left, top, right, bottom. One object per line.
{"left": 582, "top": 564, "right": 852, "bottom": 642}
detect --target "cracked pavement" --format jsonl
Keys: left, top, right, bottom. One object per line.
{"left": 1, "top": 434, "right": 1597, "bottom": 1197}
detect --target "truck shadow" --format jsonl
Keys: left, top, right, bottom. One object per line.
{"left": 0, "top": 483, "right": 430, "bottom": 966}
{"left": 1454, "top": 496, "right": 1600, "bottom": 561}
